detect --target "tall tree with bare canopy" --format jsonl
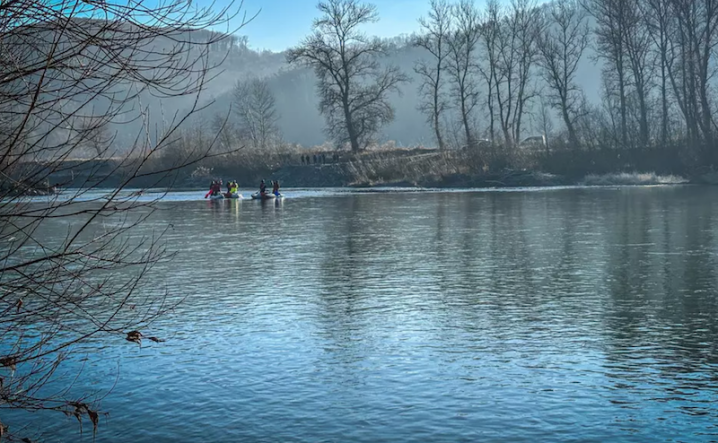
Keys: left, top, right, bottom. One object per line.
{"left": 536, "top": 0, "right": 590, "bottom": 149}
{"left": 446, "top": 0, "right": 481, "bottom": 150}
{"left": 0, "top": 0, "right": 247, "bottom": 439}
{"left": 588, "top": 0, "right": 631, "bottom": 148}
{"left": 233, "top": 78, "right": 280, "bottom": 149}
{"left": 414, "top": 0, "right": 452, "bottom": 151}
{"left": 287, "top": 0, "right": 407, "bottom": 152}
{"left": 666, "top": 0, "right": 718, "bottom": 161}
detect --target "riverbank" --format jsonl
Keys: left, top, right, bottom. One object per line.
{"left": 2, "top": 151, "right": 697, "bottom": 196}
{"left": 164, "top": 151, "right": 692, "bottom": 189}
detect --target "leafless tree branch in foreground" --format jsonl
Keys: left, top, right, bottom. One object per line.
{"left": 0, "top": 0, "right": 251, "bottom": 438}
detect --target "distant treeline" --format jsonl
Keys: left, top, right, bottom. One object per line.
{"left": 172, "top": 0, "right": 718, "bottom": 177}
{"left": 6, "top": 0, "right": 718, "bottom": 181}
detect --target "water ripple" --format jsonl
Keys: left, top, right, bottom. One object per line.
{"left": 11, "top": 186, "right": 718, "bottom": 442}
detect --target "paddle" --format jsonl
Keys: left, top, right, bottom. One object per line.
{"left": 204, "top": 190, "right": 211, "bottom": 198}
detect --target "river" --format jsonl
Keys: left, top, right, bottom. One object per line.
{"left": 10, "top": 186, "right": 718, "bottom": 442}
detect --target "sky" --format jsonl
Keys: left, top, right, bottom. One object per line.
{"left": 233, "top": 0, "right": 430, "bottom": 52}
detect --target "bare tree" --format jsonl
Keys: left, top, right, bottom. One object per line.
{"left": 477, "top": 0, "right": 503, "bottom": 143}
{"left": 232, "top": 77, "right": 280, "bottom": 149}
{"left": 641, "top": 0, "right": 676, "bottom": 145}
{"left": 491, "top": 0, "right": 542, "bottom": 147}
{"left": 536, "top": 0, "right": 590, "bottom": 149}
{"left": 665, "top": 0, "right": 718, "bottom": 160}
{"left": 446, "top": 0, "right": 482, "bottom": 150}
{"left": 623, "top": 0, "right": 652, "bottom": 148}
{"left": 414, "top": 0, "right": 452, "bottom": 151}
{"left": 506, "top": 0, "right": 542, "bottom": 145}
{"left": 0, "top": 0, "right": 248, "bottom": 439}
{"left": 588, "top": 0, "right": 631, "bottom": 148}
{"left": 287, "top": 0, "right": 408, "bottom": 152}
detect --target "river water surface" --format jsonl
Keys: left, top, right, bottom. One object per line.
{"left": 14, "top": 186, "right": 718, "bottom": 442}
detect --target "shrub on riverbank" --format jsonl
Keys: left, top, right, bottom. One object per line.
{"left": 580, "top": 172, "right": 688, "bottom": 186}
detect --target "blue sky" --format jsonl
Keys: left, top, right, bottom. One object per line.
{"left": 234, "top": 0, "right": 431, "bottom": 52}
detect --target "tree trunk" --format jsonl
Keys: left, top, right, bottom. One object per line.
{"left": 560, "top": 94, "right": 579, "bottom": 149}
{"left": 433, "top": 65, "right": 446, "bottom": 151}
{"left": 488, "top": 88, "right": 495, "bottom": 142}
{"left": 660, "top": 61, "right": 668, "bottom": 145}
{"left": 460, "top": 95, "right": 474, "bottom": 149}
{"left": 637, "top": 81, "right": 649, "bottom": 147}
{"left": 617, "top": 60, "right": 628, "bottom": 148}
{"left": 434, "top": 108, "right": 445, "bottom": 151}
{"left": 342, "top": 78, "right": 360, "bottom": 152}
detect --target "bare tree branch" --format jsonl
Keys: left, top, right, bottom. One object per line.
{"left": 0, "top": 0, "right": 251, "bottom": 439}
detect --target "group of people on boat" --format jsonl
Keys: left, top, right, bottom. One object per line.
{"left": 207, "top": 179, "right": 239, "bottom": 198}
{"left": 208, "top": 180, "right": 223, "bottom": 197}
{"left": 206, "top": 179, "right": 280, "bottom": 199}
{"left": 259, "top": 179, "right": 281, "bottom": 197}
{"left": 226, "top": 180, "right": 239, "bottom": 196}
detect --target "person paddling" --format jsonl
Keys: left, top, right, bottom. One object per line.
{"left": 259, "top": 179, "right": 267, "bottom": 196}
{"left": 205, "top": 180, "right": 219, "bottom": 198}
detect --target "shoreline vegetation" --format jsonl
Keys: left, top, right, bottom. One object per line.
{"left": 5, "top": 146, "right": 701, "bottom": 196}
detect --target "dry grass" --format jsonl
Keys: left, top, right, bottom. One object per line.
{"left": 345, "top": 150, "right": 473, "bottom": 185}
